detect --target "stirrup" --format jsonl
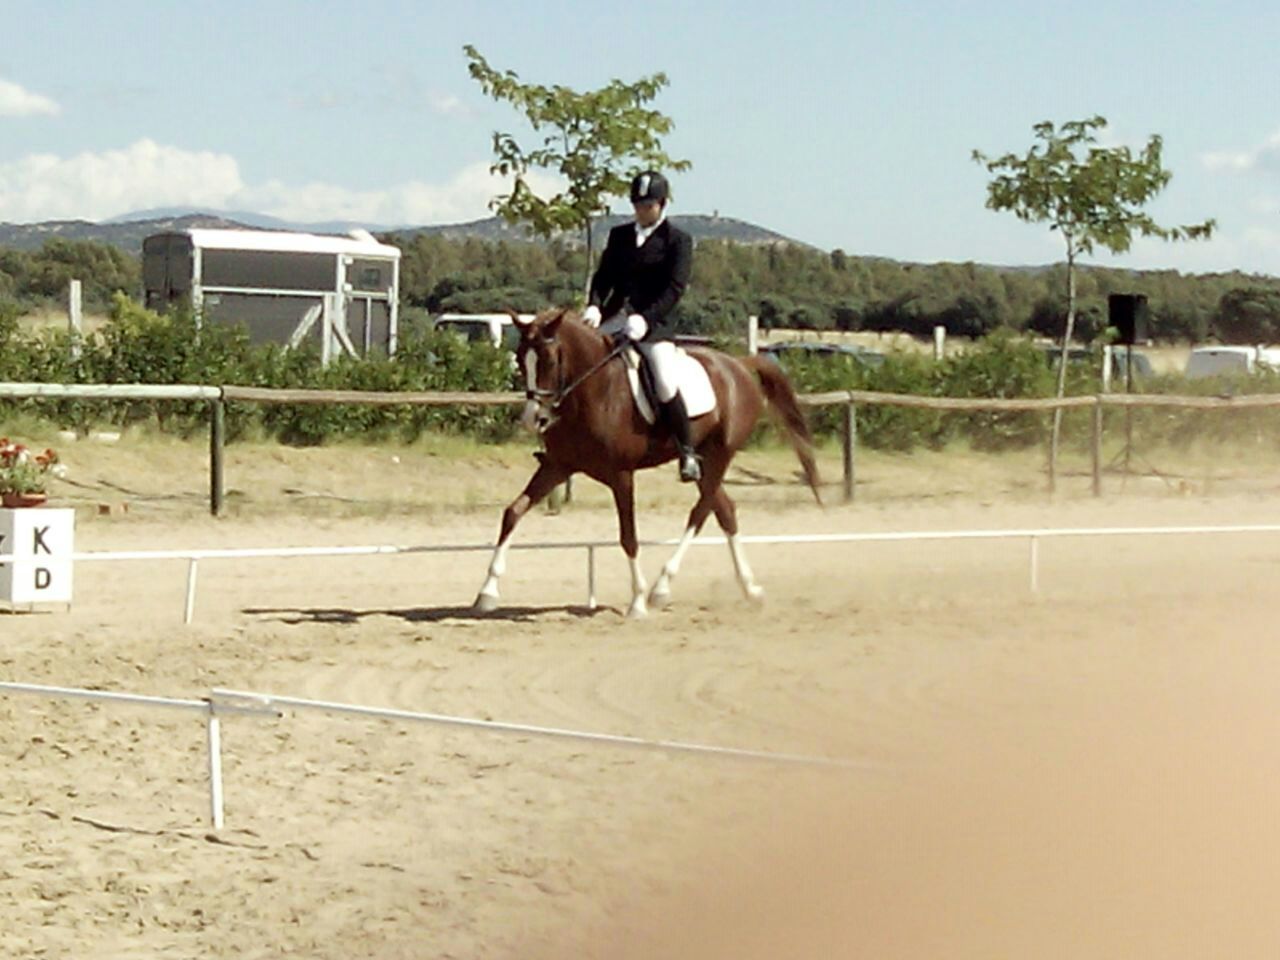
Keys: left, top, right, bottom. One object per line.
{"left": 678, "top": 452, "right": 702, "bottom": 483}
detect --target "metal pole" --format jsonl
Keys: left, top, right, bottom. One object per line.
{"left": 209, "top": 399, "right": 225, "bottom": 517}
{"left": 184, "top": 559, "right": 199, "bottom": 625}
{"left": 1047, "top": 407, "right": 1057, "bottom": 495}
{"left": 1091, "top": 396, "right": 1103, "bottom": 497}
{"left": 206, "top": 706, "right": 225, "bottom": 830}
{"left": 842, "top": 400, "right": 856, "bottom": 503}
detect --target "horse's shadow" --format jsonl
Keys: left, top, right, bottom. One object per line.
{"left": 241, "top": 604, "right": 611, "bottom": 625}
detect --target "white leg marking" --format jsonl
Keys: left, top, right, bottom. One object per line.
{"left": 650, "top": 524, "right": 696, "bottom": 608}
{"left": 626, "top": 553, "right": 648, "bottom": 619}
{"left": 474, "top": 540, "right": 511, "bottom": 611}
{"left": 728, "top": 534, "right": 765, "bottom": 603}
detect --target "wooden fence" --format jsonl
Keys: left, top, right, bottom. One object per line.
{"left": 5, "top": 381, "right": 1280, "bottom": 514}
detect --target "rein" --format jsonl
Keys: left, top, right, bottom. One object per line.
{"left": 529, "top": 339, "right": 627, "bottom": 410}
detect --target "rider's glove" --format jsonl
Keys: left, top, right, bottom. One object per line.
{"left": 623, "top": 313, "right": 648, "bottom": 341}
{"left": 582, "top": 305, "right": 602, "bottom": 328}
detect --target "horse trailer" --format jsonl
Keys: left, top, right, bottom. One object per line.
{"left": 143, "top": 228, "right": 401, "bottom": 362}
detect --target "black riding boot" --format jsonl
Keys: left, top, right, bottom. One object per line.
{"left": 662, "top": 393, "right": 701, "bottom": 483}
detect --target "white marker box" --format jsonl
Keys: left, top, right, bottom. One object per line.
{"left": 0, "top": 508, "right": 75, "bottom": 605}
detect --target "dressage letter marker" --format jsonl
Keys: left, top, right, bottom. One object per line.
{"left": 0, "top": 508, "right": 74, "bottom": 605}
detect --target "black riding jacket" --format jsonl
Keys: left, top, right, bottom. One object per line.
{"left": 588, "top": 219, "right": 693, "bottom": 340}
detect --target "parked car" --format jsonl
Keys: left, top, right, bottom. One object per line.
{"left": 1040, "top": 345, "right": 1153, "bottom": 380}
{"left": 433, "top": 313, "right": 528, "bottom": 350}
{"left": 1184, "top": 345, "right": 1280, "bottom": 379}
{"left": 759, "top": 341, "right": 886, "bottom": 368}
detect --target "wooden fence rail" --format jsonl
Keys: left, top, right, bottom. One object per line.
{"left": 5, "top": 381, "right": 1280, "bottom": 514}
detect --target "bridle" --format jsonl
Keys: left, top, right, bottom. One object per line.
{"left": 524, "top": 337, "right": 626, "bottom": 422}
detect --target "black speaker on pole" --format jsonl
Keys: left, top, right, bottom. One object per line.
{"left": 1109, "top": 293, "right": 1149, "bottom": 346}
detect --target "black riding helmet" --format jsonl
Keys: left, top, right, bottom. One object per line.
{"left": 630, "top": 170, "right": 670, "bottom": 205}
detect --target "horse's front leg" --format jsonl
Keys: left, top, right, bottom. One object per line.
{"left": 474, "top": 460, "right": 569, "bottom": 612}
{"left": 609, "top": 471, "right": 648, "bottom": 619}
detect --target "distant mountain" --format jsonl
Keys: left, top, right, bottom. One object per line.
{"left": 0, "top": 213, "right": 250, "bottom": 252}
{"left": 392, "top": 213, "right": 804, "bottom": 248}
{"left": 0, "top": 209, "right": 806, "bottom": 253}
{"left": 101, "top": 207, "right": 407, "bottom": 236}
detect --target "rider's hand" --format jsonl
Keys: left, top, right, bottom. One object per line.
{"left": 624, "top": 313, "right": 648, "bottom": 341}
{"left": 582, "top": 305, "right": 602, "bottom": 328}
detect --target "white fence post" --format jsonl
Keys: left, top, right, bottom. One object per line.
{"left": 67, "top": 279, "right": 83, "bottom": 361}
{"left": 933, "top": 324, "right": 945, "bottom": 361}
{"left": 747, "top": 315, "right": 759, "bottom": 356}
{"left": 206, "top": 704, "right": 225, "bottom": 830}
{"left": 184, "top": 559, "right": 199, "bottom": 625}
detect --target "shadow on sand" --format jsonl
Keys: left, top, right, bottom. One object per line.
{"left": 241, "top": 604, "right": 612, "bottom": 625}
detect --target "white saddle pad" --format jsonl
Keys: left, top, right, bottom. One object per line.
{"left": 623, "top": 345, "right": 716, "bottom": 425}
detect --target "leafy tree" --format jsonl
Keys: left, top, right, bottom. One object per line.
{"left": 463, "top": 44, "right": 690, "bottom": 294}
{"left": 1214, "top": 287, "right": 1280, "bottom": 344}
{"left": 973, "top": 115, "right": 1215, "bottom": 484}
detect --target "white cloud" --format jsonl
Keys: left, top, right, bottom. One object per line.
{"left": 1202, "top": 130, "right": 1280, "bottom": 175}
{"left": 0, "top": 140, "right": 242, "bottom": 221}
{"left": 428, "top": 93, "right": 466, "bottom": 116}
{"left": 0, "top": 139, "right": 563, "bottom": 225}
{"left": 0, "top": 78, "right": 60, "bottom": 117}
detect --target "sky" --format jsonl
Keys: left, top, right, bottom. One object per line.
{"left": 2, "top": 0, "right": 1278, "bottom": 276}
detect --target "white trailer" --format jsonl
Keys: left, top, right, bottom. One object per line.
{"left": 143, "top": 228, "right": 401, "bottom": 363}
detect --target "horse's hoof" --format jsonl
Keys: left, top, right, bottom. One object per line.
{"left": 473, "top": 592, "right": 499, "bottom": 613}
{"left": 649, "top": 583, "right": 672, "bottom": 609}
{"left": 626, "top": 598, "right": 649, "bottom": 619}
{"left": 745, "top": 584, "right": 765, "bottom": 605}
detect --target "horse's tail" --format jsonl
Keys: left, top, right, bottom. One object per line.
{"left": 743, "top": 356, "right": 823, "bottom": 506}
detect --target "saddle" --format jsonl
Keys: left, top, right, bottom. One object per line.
{"left": 621, "top": 343, "right": 716, "bottom": 425}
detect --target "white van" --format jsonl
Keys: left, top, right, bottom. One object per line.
{"left": 433, "top": 313, "right": 529, "bottom": 350}
{"left": 1184, "top": 345, "right": 1280, "bottom": 379}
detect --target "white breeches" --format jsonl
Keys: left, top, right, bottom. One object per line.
{"left": 600, "top": 313, "right": 681, "bottom": 404}
{"left": 635, "top": 340, "right": 680, "bottom": 403}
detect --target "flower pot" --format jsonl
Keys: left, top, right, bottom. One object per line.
{"left": 1, "top": 491, "right": 48, "bottom": 509}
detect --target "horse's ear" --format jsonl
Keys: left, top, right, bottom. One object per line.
{"left": 512, "top": 311, "right": 535, "bottom": 331}
{"left": 542, "top": 309, "right": 566, "bottom": 338}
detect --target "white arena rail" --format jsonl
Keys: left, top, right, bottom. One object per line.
{"left": 211, "top": 687, "right": 863, "bottom": 770}
{"left": 5, "top": 524, "right": 1280, "bottom": 622}
{"left": 0, "top": 681, "right": 278, "bottom": 829}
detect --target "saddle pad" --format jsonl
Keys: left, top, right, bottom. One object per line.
{"left": 623, "top": 345, "right": 716, "bottom": 425}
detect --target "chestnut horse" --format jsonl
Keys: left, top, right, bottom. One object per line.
{"left": 474, "top": 308, "right": 822, "bottom": 617}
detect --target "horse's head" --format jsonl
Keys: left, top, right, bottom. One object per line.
{"left": 513, "top": 308, "right": 575, "bottom": 434}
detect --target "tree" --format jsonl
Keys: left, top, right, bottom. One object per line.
{"left": 1214, "top": 287, "right": 1280, "bottom": 344}
{"left": 464, "top": 45, "right": 690, "bottom": 296}
{"left": 973, "top": 116, "right": 1214, "bottom": 486}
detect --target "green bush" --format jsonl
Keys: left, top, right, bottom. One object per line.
{"left": 0, "top": 301, "right": 519, "bottom": 445}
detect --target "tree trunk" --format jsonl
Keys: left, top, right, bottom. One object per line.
{"left": 582, "top": 217, "right": 594, "bottom": 301}
{"left": 1048, "top": 246, "right": 1078, "bottom": 493}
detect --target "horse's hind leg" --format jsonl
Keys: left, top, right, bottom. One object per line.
{"left": 711, "top": 486, "right": 764, "bottom": 603}
{"left": 649, "top": 456, "right": 724, "bottom": 609}
{"left": 474, "top": 460, "right": 569, "bottom": 612}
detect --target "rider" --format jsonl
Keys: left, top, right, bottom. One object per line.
{"left": 581, "top": 170, "right": 700, "bottom": 482}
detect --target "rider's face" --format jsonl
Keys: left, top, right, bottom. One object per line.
{"left": 632, "top": 199, "right": 662, "bottom": 228}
